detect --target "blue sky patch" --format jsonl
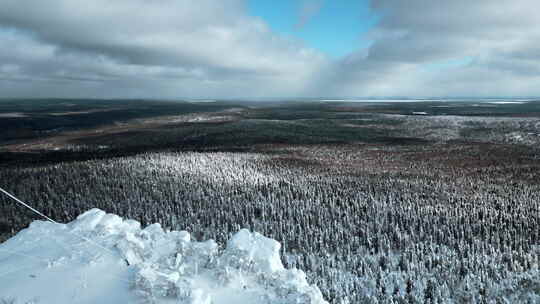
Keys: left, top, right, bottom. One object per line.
{"left": 248, "top": 0, "right": 378, "bottom": 58}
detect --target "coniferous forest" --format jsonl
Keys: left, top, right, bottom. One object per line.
{"left": 1, "top": 99, "right": 540, "bottom": 303}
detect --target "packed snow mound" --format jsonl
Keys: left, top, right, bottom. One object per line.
{"left": 0, "top": 209, "right": 328, "bottom": 304}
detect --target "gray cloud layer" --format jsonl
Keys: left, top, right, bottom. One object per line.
{"left": 0, "top": 0, "right": 539, "bottom": 98}
{"left": 323, "top": 0, "right": 540, "bottom": 97}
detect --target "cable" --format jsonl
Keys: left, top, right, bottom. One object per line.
{"left": 0, "top": 186, "right": 122, "bottom": 263}
{"left": 0, "top": 248, "right": 50, "bottom": 264}
{"left": 0, "top": 264, "right": 39, "bottom": 280}
{"left": 0, "top": 248, "right": 132, "bottom": 284}
{"left": 0, "top": 186, "right": 133, "bottom": 284}
{"left": 0, "top": 187, "right": 57, "bottom": 223}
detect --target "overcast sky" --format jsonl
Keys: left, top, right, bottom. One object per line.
{"left": 1, "top": 0, "right": 539, "bottom": 99}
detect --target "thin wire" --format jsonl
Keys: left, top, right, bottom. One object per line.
{"left": 0, "top": 186, "right": 122, "bottom": 262}
{"left": 0, "top": 264, "right": 39, "bottom": 280}
{"left": 0, "top": 186, "right": 132, "bottom": 284}
{"left": 0, "top": 247, "right": 50, "bottom": 264}
{"left": 0, "top": 248, "right": 132, "bottom": 284}
{"left": 0, "top": 187, "right": 57, "bottom": 223}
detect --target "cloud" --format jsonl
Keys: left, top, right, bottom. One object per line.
{"left": 0, "top": 0, "right": 326, "bottom": 98}
{"left": 1, "top": 0, "right": 540, "bottom": 98}
{"left": 321, "top": 0, "right": 540, "bottom": 97}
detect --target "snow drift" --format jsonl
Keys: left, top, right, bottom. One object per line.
{"left": 0, "top": 209, "right": 328, "bottom": 304}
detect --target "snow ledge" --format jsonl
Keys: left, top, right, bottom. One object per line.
{"left": 0, "top": 208, "right": 328, "bottom": 304}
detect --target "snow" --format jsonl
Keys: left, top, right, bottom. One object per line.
{"left": 0, "top": 209, "right": 328, "bottom": 304}
{"left": 320, "top": 99, "right": 434, "bottom": 103}
{"left": 226, "top": 229, "right": 284, "bottom": 273}
{"left": 487, "top": 101, "right": 526, "bottom": 104}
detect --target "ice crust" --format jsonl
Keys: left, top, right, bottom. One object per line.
{"left": 0, "top": 209, "right": 328, "bottom": 304}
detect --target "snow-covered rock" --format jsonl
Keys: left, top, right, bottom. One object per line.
{"left": 0, "top": 209, "right": 328, "bottom": 304}
{"left": 225, "top": 229, "right": 285, "bottom": 273}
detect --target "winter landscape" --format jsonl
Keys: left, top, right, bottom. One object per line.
{"left": 1, "top": 99, "right": 540, "bottom": 303}
{"left": 2, "top": 0, "right": 540, "bottom": 303}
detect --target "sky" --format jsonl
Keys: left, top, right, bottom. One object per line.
{"left": 0, "top": 0, "right": 539, "bottom": 99}
{"left": 248, "top": 0, "right": 377, "bottom": 58}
